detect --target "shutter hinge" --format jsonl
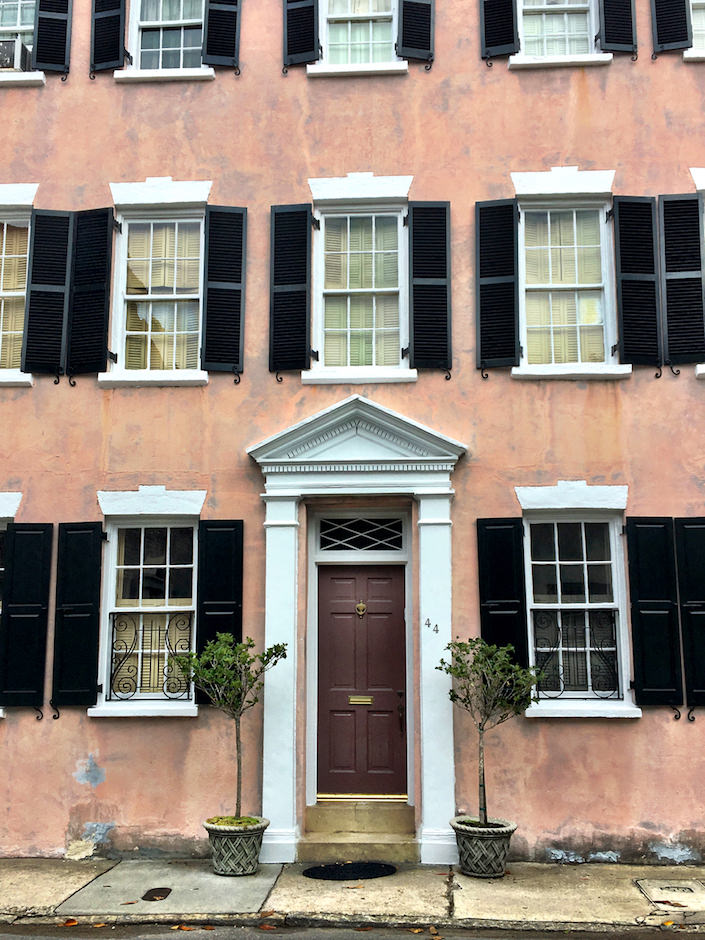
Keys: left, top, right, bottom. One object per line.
{"left": 123, "top": 47, "right": 133, "bottom": 66}
{"left": 311, "top": 216, "right": 320, "bottom": 230}
{"left": 97, "top": 683, "right": 103, "bottom": 693}
{"left": 403, "top": 213, "right": 409, "bottom": 227}
{"left": 310, "top": 348, "right": 319, "bottom": 361}
{"left": 107, "top": 350, "right": 118, "bottom": 364}
{"left": 112, "top": 217, "right": 122, "bottom": 234}
{"left": 401, "top": 346, "right": 409, "bottom": 359}
{"left": 606, "top": 207, "right": 614, "bottom": 221}
{"left": 101, "top": 529, "right": 109, "bottom": 541}
{"left": 629, "top": 680, "right": 635, "bottom": 690}
{"left": 519, "top": 345, "right": 524, "bottom": 357}
{"left": 621, "top": 524, "right": 627, "bottom": 536}
{"left": 611, "top": 343, "right": 619, "bottom": 356}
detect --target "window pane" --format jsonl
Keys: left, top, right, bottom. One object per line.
{"left": 585, "top": 522, "right": 610, "bottom": 561}
{"left": 324, "top": 295, "right": 347, "bottom": 330}
{"left": 324, "top": 332, "right": 347, "bottom": 366}
{"left": 144, "top": 527, "right": 167, "bottom": 564}
{"left": 121, "top": 528, "right": 142, "bottom": 565}
{"left": 349, "top": 331, "right": 373, "bottom": 366}
{"left": 590, "top": 609, "right": 616, "bottom": 646}
{"left": 116, "top": 569, "right": 139, "bottom": 604}
{"left": 349, "top": 294, "right": 373, "bottom": 329}
{"left": 557, "top": 522, "right": 582, "bottom": 561}
{"left": 170, "top": 527, "right": 193, "bottom": 564}
{"left": 591, "top": 649, "right": 618, "bottom": 693}
{"left": 142, "top": 567, "right": 167, "bottom": 601}
{"left": 587, "top": 563, "right": 613, "bottom": 603}
{"left": 125, "top": 334, "right": 148, "bottom": 369}
{"left": 532, "top": 564, "right": 558, "bottom": 603}
{"left": 530, "top": 522, "right": 555, "bottom": 561}
{"left": 560, "top": 564, "right": 585, "bottom": 602}
{"left": 533, "top": 609, "right": 559, "bottom": 647}
{"left": 168, "top": 567, "right": 192, "bottom": 603}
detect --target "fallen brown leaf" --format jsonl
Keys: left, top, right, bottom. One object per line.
{"left": 409, "top": 931, "right": 424, "bottom": 935}
{"left": 660, "top": 901, "right": 687, "bottom": 908}
{"left": 259, "top": 910, "right": 276, "bottom": 917}
{"left": 120, "top": 901, "right": 138, "bottom": 905}
{"left": 258, "top": 925, "right": 277, "bottom": 931}
{"left": 92, "top": 924, "right": 107, "bottom": 929}
{"left": 60, "top": 919, "right": 78, "bottom": 927}
{"left": 429, "top": 929, "right": 439, "bottom": 936}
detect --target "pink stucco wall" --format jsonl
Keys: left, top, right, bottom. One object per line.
{"left": 2, "top": 0, "right": 704, "bottom": 860}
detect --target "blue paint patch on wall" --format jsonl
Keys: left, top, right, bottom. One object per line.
{"left": 546, "top": 849, "right": 585, "bottom": 864}
{"left": 587, "top": 851, "right": 620, "bottom": 863}
{"left": 73, "top": 754, "right": 106, "bottom": 788}
{"left": 649, "top": 841, "right": 702, "bottom": 864}
{"left": 82, "top": 822, "right": 114, "bottom": 845}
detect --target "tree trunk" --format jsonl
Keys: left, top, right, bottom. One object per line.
{"left": 235, "top": 714, "right": 242, "bottom": 819}
{"left": 478, "top": 726, "right": 487, "bottom": 825}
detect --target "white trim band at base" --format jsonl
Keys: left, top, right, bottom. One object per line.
{"left": 419, "top": 828, "right": 459, "bottom": 865}
{"left": 526, "top": 700, "right": 642, "bottom": 719}
{"left": 261, "top": 829, "right": 297, "bottom": 863}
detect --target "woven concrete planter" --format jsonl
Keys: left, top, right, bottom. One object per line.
{"left": 450, "top": 816, "right": 517, "bottom": 878}
{"left": 203, "top": 817, "right": 270, "bottom": 876}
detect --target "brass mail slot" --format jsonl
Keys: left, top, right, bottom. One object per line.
{"left": 349, "top": 695, "right": 374, "bottom": 705}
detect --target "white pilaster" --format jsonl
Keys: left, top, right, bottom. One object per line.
{"left": 417, "top": 494, "right": 458, "bottom": 864}
{"left": 260, "top": 495, "right": 300, "bottom": 862}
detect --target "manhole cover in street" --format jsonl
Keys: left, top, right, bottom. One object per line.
{"left": 141, "top": 887, "right": 172, "bottom": 901}
{"left": 302, "top": 862, "right": 396, "bottom": 881}
{"left": 637, "top": 880, "right": 705, "bottom": 910}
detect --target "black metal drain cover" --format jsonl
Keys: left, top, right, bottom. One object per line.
{"left": 141, "top": 887, "right": 172, "bottom": 901}
{"left": 302, "top": 862, "right": 396, "bottom": 881}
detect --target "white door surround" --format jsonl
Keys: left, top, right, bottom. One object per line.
{"left": 247, "top": 395, "right": 468, "bottom": 864}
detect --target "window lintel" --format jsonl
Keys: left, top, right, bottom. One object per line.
{"left": 515, "top": 480, "right": 628, "bottom": 512}
{"left": 511, "top": 166, "right": 615, "bottom": 199}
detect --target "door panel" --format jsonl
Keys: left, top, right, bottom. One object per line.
{"left": 318, "top": 565, "right": 406, "bottom": 795}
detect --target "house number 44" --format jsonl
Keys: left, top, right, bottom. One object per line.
{"left": 425, "top": 618, "right": 439, "bottom": 634}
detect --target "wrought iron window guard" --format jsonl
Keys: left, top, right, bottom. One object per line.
{"left": 533, "top": 609, "right": 621, "bottom": 700}
{"left": 108, "top": 610, "right": 193, "bottom": 701}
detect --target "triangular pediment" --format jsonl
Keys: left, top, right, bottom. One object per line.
{"left": 247, "top": 395, "right": 467, "bottom": 468}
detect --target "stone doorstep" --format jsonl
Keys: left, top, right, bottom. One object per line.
{"left": 304, "top": 800, "right": 415, "bottom": 835}
{"left": 297, "top": 832, "right": 420, "bottom": 864}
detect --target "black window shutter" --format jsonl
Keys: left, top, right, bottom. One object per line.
{"left": 67, "top": 208, "right": 113, "bottom": 376}
{"left": 476, "top": 199, "right": 519, "bottom": 370}
{"left": 91, "top": 0, "right": 125, "bottom": 72}
{"left": 203, "top": 0, "right": 240, "bottom": 67}
{"left": 32, "top": 0, "right": 72, "bottom": 71}
{"left": 626, "top": 518, "right": 683, "bottom": 706}
{"left": 202, "top": 207, "right": 246, "bottom": 373}
{"left": 613, "top": 197, "right": 661, "bottom": 365}
{"left": 283, "top": 0, "right": 319, "bottom": 66}
{"left": 397, "top": 0, "right": 433, "bottom": 61}
{"left": 408, "top": 202, "right": 451, "bottom": 370}
{"left": 599, "top": 0, "right": 636, "bottom": 52}
{"left": 674, "top": 519, "right": 705, "bottom": 707}
{"left": 477, "top": 518, "right": 528, "bottom": 667}
{"left": 0, "top": 523, "right": 53, "bottom": 707}
{"left": 51, "top": 523, "right": 103, "bottom": 707}
{"left": 659, "top": 194, "right": 705, "bottom": 365}
{"left": 651, "top": 0, "right": 691, "bottom": 52}
{"left": 22, "top": 210, "right": 72, "bottom": 376}
{"left": 270, "top": 204, "right": 311, "bottom": 372}
{"left": 480, "top": 0, "right": 518, "bottom": 58}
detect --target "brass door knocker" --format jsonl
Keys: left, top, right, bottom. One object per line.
{"left": 355, "top": 600, "right": 367, "bottom": 617}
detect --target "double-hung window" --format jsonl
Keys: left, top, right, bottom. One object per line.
{"left": 0, "top": 218, "right": 28, "bottom": 371}
{"left": 319, "top": 210, "right": 404, "bottom": 369}
{"left": 123, "top": 217, "right": 203, "bottom": 372}
{"left": 520, "top": 0, "right": 592, "bottom": 56}
{"left": 0, "top": 0, "right": 34, "bottom": 68}
{"left": 324, "top": 0, "right": 396, "bottom": 65}
{"left": 108, "top": 522, "right": 196, "bottom": 702}
{"left": 137, "top": 0, "right": 204, "bottom": 69}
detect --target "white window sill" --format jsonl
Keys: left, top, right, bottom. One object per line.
{"left": 97, "top": 369, "right": 209, "bottom": 387}
{"left": 88, "top": 703, "right": 198, "bottom": 717}
{"left": 526, "top": 700, "right": 642, "bottom": 719}
{"left": 301, "top": 366, "right": 418, "bottom": 384}
{"left": 511, "top": 364, "right": 632, "bottom": 380}
{"left": 306, "top": 61, "right": 408, "bottom": 77}
{"left": 683, "top": 50, "right": 705, "bottom": 61}
{"left": 0, "top": 370, "right": 33, "bottom": 386}
{"left": 114, "top": 67, "right": 215, "bottom": 83}
{"left": 0, "top": 69, "right": 46, "bottom": 86}
{"left": 0, "top": 707, "right": 5, "bottom": 719}
{"left": 508, "top": 53, "right": 613, "bottom": 70}
{"left": 694, "top": 364, "right": 705, "bottom": 378}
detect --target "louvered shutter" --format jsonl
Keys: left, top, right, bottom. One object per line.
{"left": 659, "top": 195, "right": 705, "bottom": 365}
{"left": 674, "top": 519, "right": 705, "bottom": 707}
{"left": 651, "top": 0, "right": 691, "bottom": 52}
{"left": 477, "top": 518, "right": 528, "bottom": 666}
{"left": 0, "top": 524, "right": 53, "bottom": 707}
{"left": 283, "top": 0, "right": 319, "bottom": 65}
{"left": 67, "top": 208, "right": 113, "bottom": 375}
{"left": 480, "top": 0, "right": 518, "bottom": 58}
{"left": 626, "top": 518, "right": 683, "bottom": 706}
{"left": 51, "top": 523, "right": 103, "bottom": 707}
{"left": 203, "top": 0, "right": 240, "bottom": 67}
{"left": 269, "top": 205, "right": 311, "bottom": 372}
{"left": 202, "top": 207, "right": 246, "bottom": 373}
{"left": 599, "top": 0, "right": 636, "bottom": 52}
{"left": 613, "top": 197, "right": 661, "bottom": 365}
{"left": 408, "top": 202, "right": 451, "bottom": 370}
{"left": 397, "top": 0, "right": 433, "bottom": 61}
{"left": 22, "top": 210, "right": 72, "bottom": 376}
{"left": 91, "top": 0, "right": 125, "bottom": 71}
{"left": 32, "top": 0, "right": 72, "bottom": 71}
{"left": 476, "top": 200, "right": 519, "bottom": 370}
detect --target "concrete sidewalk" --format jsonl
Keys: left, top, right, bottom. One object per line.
{"left": 1, "top": 858, "right": 705, "bottom": 932}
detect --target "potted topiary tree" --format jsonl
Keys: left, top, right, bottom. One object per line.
{"left": 176, "top": 633, "right": 287, "bottom": 876}
{"left": 437, "top": 637, "right": 539, "bottom": 878}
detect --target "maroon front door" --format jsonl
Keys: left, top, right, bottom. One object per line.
{"left": 318, "top": 565, "right": 407, "bottom": 796}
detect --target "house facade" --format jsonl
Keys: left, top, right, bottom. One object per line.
{"left": 1, "top": 0, "right": 704, "bottom": 864}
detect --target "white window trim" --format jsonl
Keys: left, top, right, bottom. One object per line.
{"left": 100, "top": 187, "right": 211, "bottom": 386}
{"left": 513, "top": 196, "right": 623, "bottom": 377}
{"left": 0, "top": 491, "right": 22, "bottom": 720}
{"left": 117, "top": 0, "right": 214, "bottom": 81}
{"left": 511, "top": 0, "right": 611, "bottom": 67}
{"left": 305, "top": 173, "right": 415, "bottom": 383}
{"left": 0, "top": 202, "right": 34, "bottom": 385}
{"left": 685, "top": 0, "right": 704, "bottom": 58}
{"left": 308, "top": 0, "right": 406, "bottom": 76}
{"left": 89, "top": 502, "right": 204, "bottom": 717}
{"left": 521, "top": 512, "right": 639, "bottom": 718}
{"left": 689, "top": 168, "right": 705, "bottom": 378}
{"left": 0, "top": 70, "right": 45, "bottom": 85}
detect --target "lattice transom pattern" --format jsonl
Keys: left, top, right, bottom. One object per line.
{"left": 320, "top": 517, "right": 403, "bottom": 551}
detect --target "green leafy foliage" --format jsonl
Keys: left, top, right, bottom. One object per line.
{"left": 175, "top": 634, "right": 287, "bottom": 818}
{"left": 437, "top": 637, "right": 540, "bottom": 824}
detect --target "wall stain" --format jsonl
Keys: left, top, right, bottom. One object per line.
{"left": 73, "top": 754, "right": 106, "bottom": 789}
